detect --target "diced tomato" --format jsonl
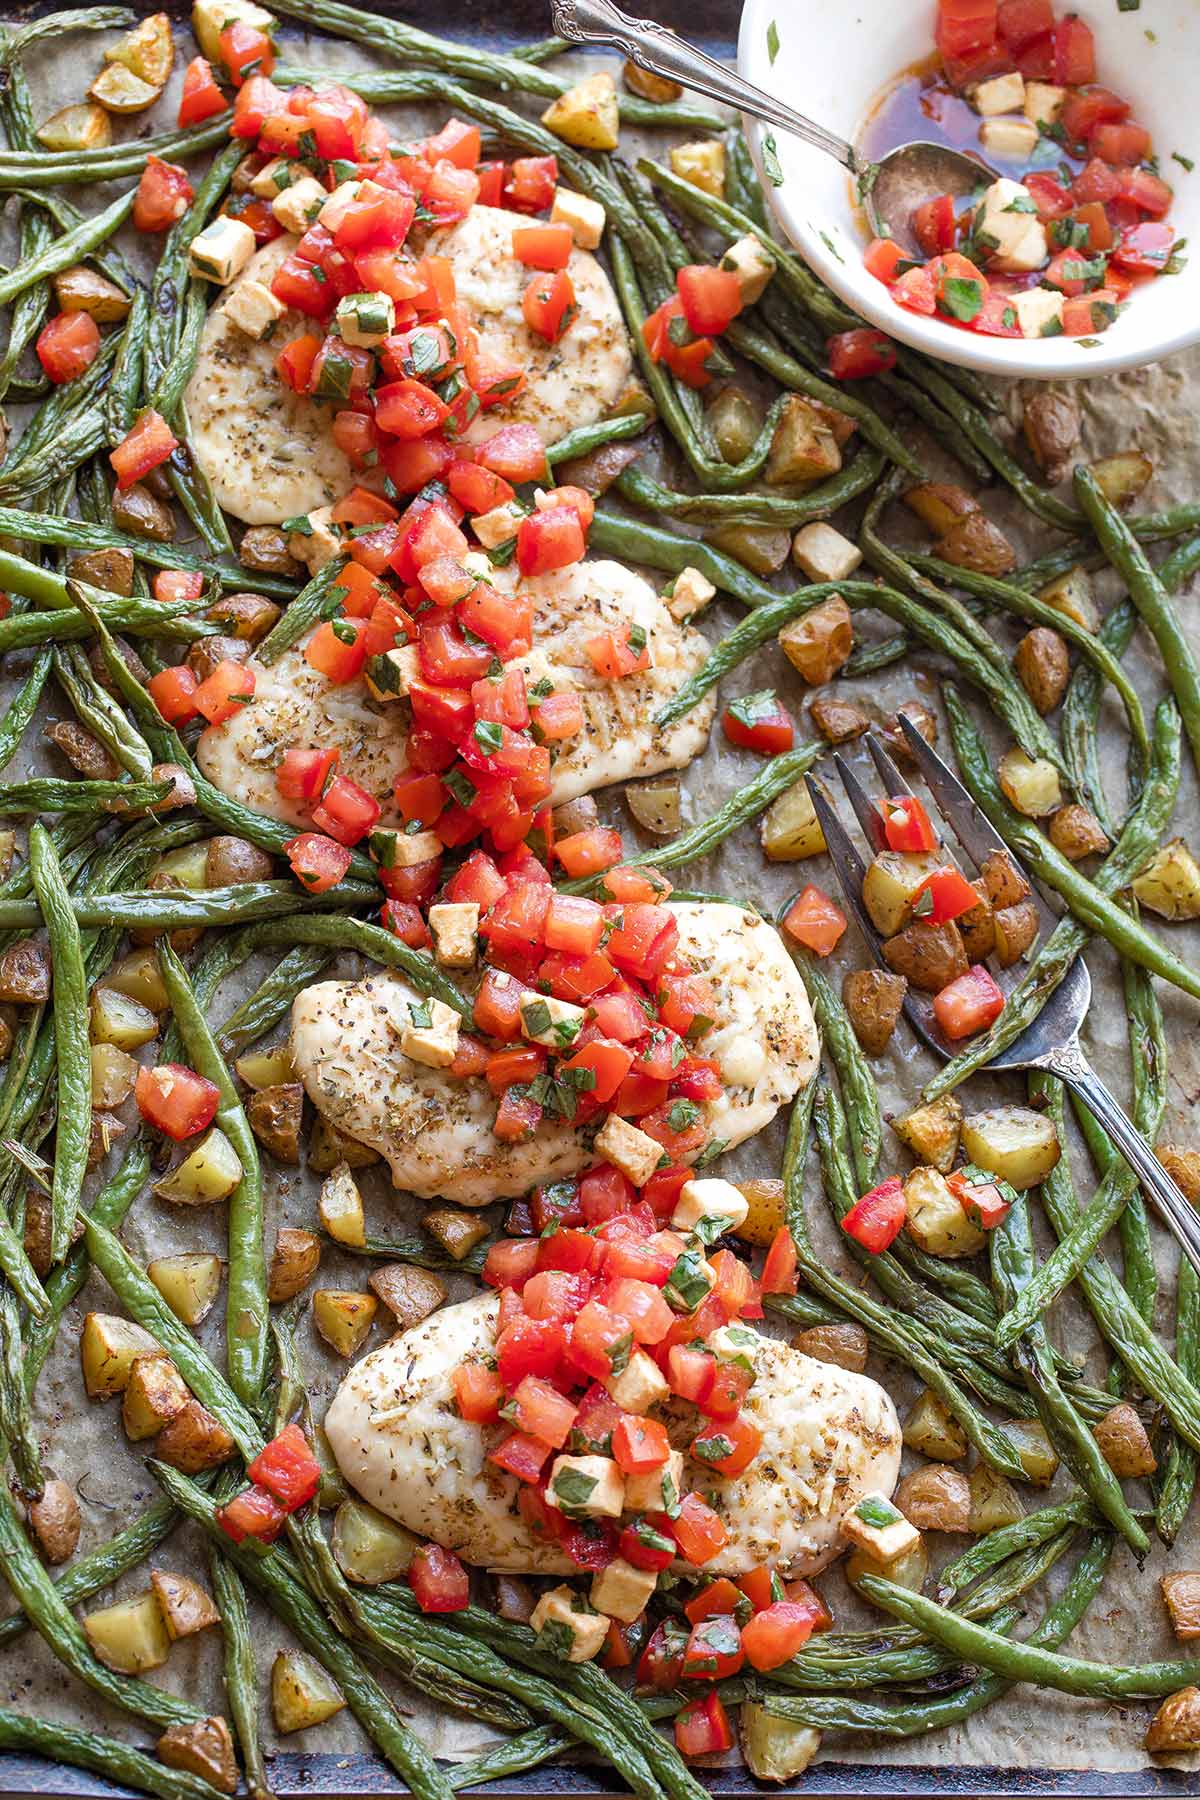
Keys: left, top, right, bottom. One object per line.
{"left": 482, "top": 1239, "right": 540, "bottom": 1293}
{"left": 247, "top": 1423, "right": 320, "bottom": 1510}
{"left": 912, "top": 194, "right": 957, "bottom": 258}
{"left": 381, "top": 899, "right": 431, "bottom": 947}
{"left": 880, "top": 793, "right": 938, "bottom": 852}
{"left": 619, "top": 1518, "right": 675, "bottom": 1574}
{"left": 676, "top": 264, "right": 743, "bottom": 335}
{"left": 109, "top": 409, "right": 179, "bottom": 488}
{"left": 284, "top": 832, "right": 351, "bottom": 894}
{"left": 1090, "top": 120, "right": 1151, "bottom": 165}
{"left": 781, "top": 884, "right": 847, "bottom": 956}
{"left": 377, "top": 855, "right": 441, "bottom": 907}
{"left": 666, "top": 1344, "right": 715, "bottom": 1408}
{"left": 473, "top": 968, "right": 527, "bottom": 1042}
{"left": 827, "top": 327, "right": 896, "bottom": 379}
{"left": 936, "top": 0, "right": 997, "bottom": 61}
{"left": 134, "top": 156, "right": 194, "bottom": 233}
{"left": 571, "top": 1300, "right": 637, "bottom": 1382}
{"left": 910, "top": 864, "right": 984, "bottom": 924}
{"left": 147, "top": 665, "right": 199, "bottom": 725}
{"left": 408, "top": 1543, "right": 469, "bottom": 1612}
{"left": 997, "top": 0, "right": 1052, "bottom": 48}
{"left": 1043, "top": 249, "right": 1097, "bottom": 297}
{"left": 741, "top": 1600, "right": 817, "bottom": 1671}
{"left": 335, "top": 186, "right": 416, "bottom": 256}
{"left": 475, "top": 160, "right": 505, "bottom": 207}
{"left": 722, "top": 690, "right": 793, "bottom": 755}
{"left": 448, "top": 848, "right": 507, "bottom": 912}
{"left": 1060, "top": 86, "right": 1129, "bottom": 147}
{"left": 559, "top": 1520, "right": 618, "bottom": 1572}
{"left": 276, "top": 333, "right": 322, "bottom": 391}
{"left": 522, "top": 269, "right": 577, "bottom": 342}
{"left": 683, "top": 1614, "right": 744, "bottom": 1680}
{"left": 474, "top": 423, "right": 548, "bottom": 484}
{"left": 512, "top": 222, "right": 574, "bottom": 270}
{"left": 488, "top": 1429, "right": 553, "bottom": 1484}
{"left": 504, "top": 154, "right": 558, "bottom": 212}
{"left": 218, "top": 18, "right": 274, "bottom": 86}
{"left": 670, "top": 1492, "right": 728, "bottom": 1566}
{"left": 453, "top": 1361, "right": 504, "bottom": 1423}
{"left": 841, "top": 1176, "right": 905, "bottom": 1254}
{"left": 375, "top": 378, "right": 449, "bottom": 439}
{"left": 932, "top": 962, "right": 1005, "bottom": 1039}
{"left": 135, "top": 1063, "right": 220, "bottom": 1141}
{"left": 701, "top": 1359, "right": 754, "bottom": 1424}
{"left": 486, "top": 1047, "right": 546, "bottom": 1095}
{"left": 217, "top": 1484, "right": 286, "bottom": 1545}
{"left": 947, "top": 1167, "right": 1013, "bottom": 1229}
{"left": 1053, "top": 12, "right": 1095, "bottom": 85}
{"left": 425, "top": 117, "right": 481, "bottom": 168}
{"left": 1025, "top": 172, "right": 1075, "bottom": 220}
{"left": 447, "top": 460, "right": 515, "bottom": 514}
{"left": 683, "top": 1578, "right": 742, "bottom": 1626}
{"left": 638, "top": 1619, "right": 690, "bottom": 1690}
{"left": 1117, "top": 166, "right": 1173, "bottom": 217}
{"left": 864, "top": 236, "right": 908, "bottom": 283}
{"left": 972, "top": 291, "right": 1023, "bottom": 338}
{"left": 555, "top": 827, "right": 623, "bottom": 878}
{"left": 230, "top": 73, "right": 281, "bottom": 138}
{"left": 311, "top": 774, "right": 380, "bottom": 846}
{"left": 496, "top": 1315, "right": 566, "bottom": 1388}
{"left": 192, "top": 659, "right": 255, "bottom": 726}
{"left": 588, "top": 988, "right": 650, "bottom": 1046}
{"left": 517, "top": 506, "right": 586, "bottom": 577}
{"left": 605, "top": 1277, "right": 673, "bottom": 1346}
{"left": 891, "top": 264, "right": 938, "bottom": 315}
{"left": 586, "top": 624, "right": 651, "bottom": 680}
{"left": 178, "top": 56, "right": 227, "bottom": 127}
{"left": 304, "top": 619, "right": 369, "bottom": 686}
{"left": 692, "top": 1413, "right": 763, "bottom": 1477}
{"left": 1071, "top": 201, "right": 1114, "bottom": 254}
{"left": 153, "top": 568, "right": 205, "bottom": 606}
{"left": 1071, "top": 158, "right": 1122, "bottom": 206}
{"left": 1112, "top": 221, "right": 1174, "bottom": 272}
{"left": 1014, "top": 30, "right": 1055, "bottom": 77}
{"left": 611, "top": 1414, "right": 671, "bottom": 1477}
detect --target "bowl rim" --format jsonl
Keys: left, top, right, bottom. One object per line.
{"left": 736, "top": 0, "right": 1200, "bottom": 381}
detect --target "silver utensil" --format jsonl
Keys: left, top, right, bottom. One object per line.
{"left": 804, "top": 716, "right": 1200, "bottom": 1278}
{"left": 549, "top": 0, "right": 996, "bottom": 253}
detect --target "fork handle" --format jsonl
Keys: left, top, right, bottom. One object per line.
{"left": 548, "top": 0, "right": 857, "bottom": 170}
{"left": 1051, "top": 1048, "right": 1200, "bottom": 1280}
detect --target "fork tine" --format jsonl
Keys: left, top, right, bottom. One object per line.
{"left": 804, "top": 773, "right": 869, "bottom": 892}
{"left": 831, "top": 752, "right": 890, "bottom": 855}
{"left": 864, "top": 731, "right": 917, "bottom": 806}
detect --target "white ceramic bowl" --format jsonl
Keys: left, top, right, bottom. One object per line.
{"left": 736, "top": 0, "right": 1200, "bottom": 379}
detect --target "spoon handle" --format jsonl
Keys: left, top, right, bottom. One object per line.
{"left": 549, "top": 0, "right": 857, "bottom": 171}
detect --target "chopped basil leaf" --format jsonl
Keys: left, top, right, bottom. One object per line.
{"left": 443, "top": 767, "right": 477, "bottom": 808}
{"left": 856, "top": 1495, "right": 900, "bottom": 1529}
{"left": 667, "top": 1098, "right": 702, "bottom": 1133}
{"left": 552, "top": 1468, "right": 599, "bottom": 1511}
{"left": 766, "top": 17, "right": 780, "bottom": 62}
{"left": 664, "top": 1250, "right": 713, "bottom": 1313}
{"left": 407, "top": 1000, "right": 433, "bottom": 1030}
{"left": 660, "top": 1469, "right": 681, "bottom": 1518}
{"left": 473, "top": 719, "right": 503, "bottom": 755}
{"left": 940, "top": 276, "right": 983, "bottom": 323}
{"left": 522, "top": 999, "right": 552, "bottom": 1037}
{"left": 282, "top": 514, "right": 312, "bottom": 536}
{"left": 761, "top": 133, "right": 784, "bottom": 188}
{"left": 692, "top": 1137, "right": 728, "bottom": 1169}
{"left": 726, "top": 687, "right": 780, "bottom": 729}
{"left": 693, "top": 1431, "right": 733, "bottom": 1464}
{"left": 608, "top": 1330, "right": 633, "bottom": 1377}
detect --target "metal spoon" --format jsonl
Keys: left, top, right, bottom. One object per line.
{"left": 549, "top": 0, "right": 998, "bottom": 256}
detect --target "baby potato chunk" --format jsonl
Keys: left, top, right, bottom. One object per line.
{"left": 669, "top": 138, "right": 726, "bottom": 197}
{"left": 993, "top": 899, "right": 1039, "bottom": 968}
{"left": 36, "top": 102, "right": 111, "bottom": 151}
{"left": 122, "top": 1353, "right": 190, "bottom": 1441}
{"left": 937, "top": 512, "right": 1016, "bottom": 577}
{"left": 903, "top": 1389, "right": 968, "bottom": 1461}
{"left": 147, "top": 1254, "right": 222, "bottom": 1328}
{"left": 368, "top": 1264, "right": 446, "bottom": 1332}
{"left": 1157, "top": 1144, "right": 1200, "bottom": 1204}
{"left": 541, "top": 72, "right": 619, "bottom": 151}
{"left": 247, "top": 1082, "right": 304, "bottom": 1163}
{"left": 313, "top": 1290, "right": 378, "bottom": 1358}
{"left": 1146, "top": 1687, "right": 1200, "bottom": 1755}
{"left": 998, "top": 747, "right": 1062, "bottom": 817}
{"left": 894, "top": 1464, "right": 971, "bottom": 1533}
{"left": 1048, "top": 803, "right": 1109, "bottom": 862}
{"left": 157, "top": 1719, "right": 237, "bottom": 1796}
{"left": 150, "top": 1569, "right": 220, "bottom": 1640}
{"left": 1132, "top": 837, "right": 1200, "bottom": 920}
{"left": 795, "top": 1322, "right": 868, "bottom": 1373}
{"left": 423, "top": 1208, "right": 491, "bottom": 1262}
{"left": 1162, "top": 1572, "right": 1200, "bottom": 1642}
{"left": 81, "top": 1313, "right": 160, "bottom": 1399}
{"left": 862, "top": 850, "right": 943, "bottom": 938}
{"left": 332, "top": 1499, "right": 419, "bottom": 1586}
{"left": 1089, "top": 450, "right": 1153, "bottom": 510}
{"left": 1002, "top": 1417, "right": 1059, "bottom": 1486}
{"left": 267, "top": 1228, "right": 322, "bottom": 1304}
{"left": 83, "top": 1591, "right": 170, "bottom": 1673}
{"left": 761, "top": 779, "right": 826, "bottom": 861}
{"left": 319, "top": 1163, "right": 367, "bottom": 1249}
{"left": 105, "top": 12, "right": 174, "bottom": 87}
{"left": 890, "top": 1094, "right": 962, "bottom": 1174}
{"left": 842, "top": 968, "right": 907, "bottom": 1056}
{"left": 27, "top": 1478, "right": 82, "bottom": 1565}
{"left": 903, "top": 1167, "right": 985, "bottom": 1258}
{"left": 882, "top": 920, "right": 968, "bottom": 994}
{"left": 154, "top": 1399, "right": 236, "bottom": 1474}
{"left": 272, "top": 1648, "right": 347, "bottom": 1734}
{"left": 961, "top": 1106, "right": 1060, "bottom": 1190}
{"left": 778, "top": 596, "right": 853, "bottom": 685}
{"left": 1014, "top": 627, "right": 1070, "bottom": 715}
{"left": 153, "top": 1128, "right": 243, "bottom": 1205}
{"left": 733, "top": 1177, "right": 786, "bottom": 1247}
{"left": 1093, "top": 1402, "right": 1156, "bottom": 1478}
{"left": 968, "top": 1464, "right": 1025, "bottom": 1533}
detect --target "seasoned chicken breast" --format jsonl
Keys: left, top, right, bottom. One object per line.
{"left": 195, "top": 558, "right": 715, "bottom": 824}
{"left": 289, "top": 902, "right": 819, "bottom": 1204}
{"left": 324, "top": 1291, "right": 901, "bottom": 1576}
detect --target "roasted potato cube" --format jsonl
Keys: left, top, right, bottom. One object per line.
{"left": 740, "top": 1706, "right": 821, "bottom": 1783}
{"left": 268, "top": 1228, "right": 321, "bottom": 1303}
{"left": 761, "top": 779, "right": 826, "bottom": 861}
{"left": 67, "top": 548, "right": 135, "bottom": 599}
{"left": 795, "top": 1322, "right": 868, "bottom": 1372}
{"left": 541, "top": 73, "right": 619, "bottom": 151}
{"left": 878, "top": 698, "right": 938, "bottom": 767}
{"left": 54, "top": 266, "right": 131, "bottom": 324}
{"left": 705, "top": 523, "right": 791, "bottom": 575}
{"left": 902, "top": 482, "right": 980, "bottom": 536}
{"left": 809, "top": 696, "right": 869, "bottom": 744}
{"left": 105, "top": 12, "right": 174, "bottom": 87}
{"left": 961, "top": 1106, "right": 1060, "bottom": 1190}
{"left": 90, "top": 985, "right": 158, "bottom": 1051}
{"left": 89, "top": 63, "right": 160, "bottom": 112}
{"left": 332, "top": 1499, "right": 419, "bottom": 1585}
{"left": 369, "top": 1263, "right": 446, "bottom": 1331}
{"left": 234, "top": 1042, "right": 296, "bottom": 1089}
{"left": 968, "top": 1463, "right": 1025, "bottom": 1532}
{"left": 27, "top": 1478, "right": 81, "bottom": 1564}
{"left": 625, "top": 777, "right": 682, "bottom": 837}
{"left": 882, "top": 920, "right": 968, "bottom": 993}
{"left": 206, "top": 591, "right": 281, "bottom": 643}
{"left": 151, "top": 1569, "right": 219, "bottom": 1640}
{"left": 1014, "top": 627, "right": 1070, "bottom": 714}
{"left": 1157, "top": 1144, "right": 1200, "bottom": 1204}
{"left": 1038, "top": 565, "right": 1097, "bottom": 633}
{"left": 1132, "top": 837, "right": 1200, "bottom": 920}
{"left": 669, "top": 138, "right": 726, "bottom": 197}
{"left": 842, "top": 968, "right": 907, "bottom": 1056}
{"left": 103, "top": 947, "right": 169, "bottom": 1014}
{"left": 309, "top": 1114, "right": 379, "bottom": 1172}
{"left": 147, "top": 1254, "right": 222, "bottom": 1328}
{"left": 891, "top": 1094, "right": 962, "bottom": 1174}
{"left": 91, "top": 1043, "right": 138, "bottom": 1110}
{"left": 423, "top": 1208, "right": 490, "bottom": 1262}
{"left": 37, "top": 102, "right": 112, "bottom": 151}
{"left": 272, "top": 1648, "right": 347, "bottom": 1734}
{"left": 111, "top": 482, "right": 175, "bottom": 543}
{"left": 998, "top": 747, "right": 1062, "bottom": 817}
{"left": 1002, "top": 1417, "right": 1059, "bottom": 1486}
{"left": 154, "top": 1399, "right": 236, "bottom": 1473}
{"left": 88, "top": 1113, "right": 130, "bottom": 1169}
{"left": 622, "top": 57, "right": 682, "bottom": 103}
{"left": 903, "top": 1388, "right": 968, "bottom": 1461}
{"left": 239, "top": 525, "right": 299, "bottom": 575}
{"left": 1048, "top": 804, "right": 1109, "bottom": 861}
{"left": 81, "top": 1313, "right": 160, "bottom": 1398}
{"left": 778, "top": 596, "right": 853, "bottom": 685}
{"left": 993, "top": 899, "right": 1039, "bottom": 967}
{"left": 313, "top": 1290, "right": 378, "bottom": 1357}
{"left": 706, "top": 386, "right": 763, "bottom": 465}
{"left": 319, "top": 1163, "right": 367, "bottom": 1248}
{"left": 938, "top": 512, "right": 1017, "bottom": 576}
{"left": 904, "top": 1166, "right": 985, "bottom": 1258}
{"left": 733, "top": 1177, "right": 786, "bottom": 1248}
{"left": 958, "top": 882, "right": 996, "bottom": 961}
{"left": 45, "top": 720, "right": 118, "bottom": 782}
{"left": 154, "top": 1128, "right": 242, "bottom": 1206}
{"left": 766, "top": 396, "right": 842, "bottom": 486}
{"left": 122, "top": 1353, "right": 190, "bottom": 1441}
{"left": 0, "top": 939, "right": 50, "bottom": 1004}
{"left": 1162, "top": 1573, "right": 1200, "bottom": 1641}
{"left": 1089, "top": 450, "right": 1153, "bottom": 508}
{"left": 862, "top": 851, "right": 943, "bottom": 937}
{"left": 980, "top": 850, "right": 1031, "bottom": 910}
{"left": 1146, "top": 1687, "right": 1200, "bottom": 1754}
{"left": 205, "top": 835, "right": 273, "bottom": 886}
{"left": 1021, "top": 388, "right": 1080, "bottom": 483}
{"left": 1094, "top": 1401, "right": 1156, "bottom": 1478}
{"left": 894, "top": 1464, "right": 971, "bottom": 1532}
{"left": 247, "top": 1083, "right": 303, "bottom": 1163}
{"left": 83, "top": 1591, "right": 171, "bottom": 1673}
{"left": 157, "top": 1721, "right": 237, "bottom": 1795}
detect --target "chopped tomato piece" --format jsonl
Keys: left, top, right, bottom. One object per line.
{"left": 192, "top": 659, "right": 255, "bottom": 726}
{"left": 147, "top": 665, "right": 199, "bottom": 725}
{"left": 670, "top": 1492, "right": 728, "bottom": 1566}
{"left": 676, "top": 264, "right": 743, "bottom": 335}
{"left": 683, "top": 1614, "right": 744, "bottom": 1680}
{"left": 1113, "top": 222, "right": 1175, "bottom": 272}
{"left": 135, "top": 1063, "right": 220, "bottom": 1141}
{"left": 781, "top": 884, "right": 847, "bottom": 956}
{"left": 1059, "top": 85, "right": 1129, "bottom": 147}
{"left": 864, "top": 236, "right": 908, "bottom": 283}
{"left": 408, "top": 1544, "right": 469, "bottom": 1612}
{"left": 827, "top": 327, "right": 896, "bottom": 379}
{"left": 375, "top": 378, "right": 449, "bottom": 439}
{"left": 247, "top": 1423, "right": 320, "bottom": 1511}
{"left": 277, "top": 747, "right": 339, "bottom": 806}
{"left": 935, "top": 0, "right": 997, "bottom": 62}
{"left": 487, "top": 1429, "right": 553, "bottom": 1484}
{"left": 947, "top": 1167, "right": 1013, "bottom": 1230}
{"left": 512, "top": 222, "right": 574, "bottom": 269}
{"left": 555, "top": 827, "right": 623, "bottom": 878}
{"left": 1090, "top": 121, "right": 1150, "bottom": 165}
{"left": 910, "top": 864, "right": 981, "bottom": 923}
{"left": 933, "top": 963, "right": 1005, "bottom": 1039}
{"left": 612, "top": 1415, "right": 671, "bottom": 1476}
{"left": 841, "top": 1176, "right": 906, "bottom": 1254}
{"left": 311, "top": 774, "right": 380, "bottom": 846}
{"left": 304, "top": 619, "right": 370, "bottom": 686}
{"left": 586, "top": 624, "right": 651, "bottom": 680}
{"left": 997, "top": 0, "right": 1052, "bottom": 48}
{"left": 284, "top": 832, "right": 351, "bottom": 894}
{"left": 381, "top": 899, "right": 431, "bottom": 947}
{"left": 741, "top": 1601, "right": 818, "bottom": 1671}
{"left": 516, "top": 506, "right": 586, "bottom": 577}
{"left": 178, "top": 56, "right": 228, "bottom": 127}
{"left": 722, "top": 689, "right": 793, "bottom": 754}
{"left": 153, "top": 569, "right": 205, "bottom": 606}
{"left": 1117, "top": 166, "right": 1173, "bottom": 217}
{"left": 452, "top": 1361, "right": 504, "bottom": 1423}
{"left": 1025, "top": 173, "right": 1075, "bottom": 220}
{"left": 912, "top": 194, "right": 957, "bottom": 258}
{"left": 1053, "top": 12, "right": 1095, "bottom": 85}
{"left": 134, "top": 157, "right": 194, "bottom": 233}
{"left": 692, "top": 1413, "right": 763, "bottom": 1476}
{"left": 482, "top": 1238, "right": 539, "bottom": 1292}
{"left": 217, "top": 1484, "right": 286, "bottom": 1545}
{"left": 522, "top": 269, "right": 577, "bottom": 342}
{"left": 880, "top": 793, "right": 938, "bottom": 852}
{"left": 891, "top": 264, "right": 938, "bottom": 315}
{"left": 218, "top": 19, "right": 275, "bottom": 86}
{"left": 276, "top": 333, "right": 323, "bottom": 390}
{"left": 473, "top": 423, "right": 548, "bottom": 484}
{"left": 638, "top": 1619, "right": 690, "bottom": 1690}
{"left": 504, "top": 154, "right": 558, "bottom": 211}
{"left": 109, "top": 409, "right": 179, "bottom": 488}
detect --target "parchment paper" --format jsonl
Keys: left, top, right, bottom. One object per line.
{"left": 3, "top": 13, "right": 1200, "bottom": 1783}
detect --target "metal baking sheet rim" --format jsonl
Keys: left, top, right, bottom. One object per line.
{"left": 1, "top": 0, "right": 1195, "bottom": 1795}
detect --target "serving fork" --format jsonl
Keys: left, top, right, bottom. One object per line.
{"left": 804, "top": 714, "right": 1200, "bottom": 1277}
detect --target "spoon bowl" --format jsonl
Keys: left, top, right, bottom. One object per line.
{"left": 864, "top": 141, "right": 997, "bottom": 257}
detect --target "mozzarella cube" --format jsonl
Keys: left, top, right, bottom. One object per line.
{"left": 546, "top": 1454, "right": 625, "bottom": 1520}
{"left": 720, "top": 233, "right": 775, "bottom": 306}
{"left": 187, "top": 216, "right": 255, "bottom": 286}
{"left": 590, "top": 1557, "right": 659, "bottom": 1625}
{"left": 399, "top": 996, "right": 461, "bottom": 1070}
{"left": 551, "top": 185, "right": 606, "bottom": 249}
{"left": 520, "top": 992, "right": 586, "bottom": 1051}
{"left": 461, "top": 549, "right": 492, "bottom": 581}
{"left": 791, "top": 522, "right": 863, "bottom": 583}
{"left": 319, "top": 179, "right": 364, "bottom": 231}
{"left": 271, "top": 175, "right": 327, "bottom": 235}
{"left": 969, "top": 71, "right": 1024, "bottom": 116}
{"left": 249, "top": 156, "right": 295, "bottom": 199}
{"left": 336, "top": 290, "right": 396, "bottom": 348}
{"left": 1014, "top": 286, "right": 1065, "bottom": 339}
{"left": 365, "top": 643, "right": 420, "bottom": 703}
{"left": 979, "top": 116, "right": 1039, "bottom": 161}
{"left": 605, "top": 1348, "right": 669, "bottom": 1415}
{"left": 594, "top": 1114, "right": 666, "bottom": 1188}
{"left": 673, "top": 1176, "right": 750, "bottom": 1236}
{"left": 428, "top": 903, "right": 479, "bottom": 970}
{"left": 841, "top": 1490, "right": 920, "bottom": 1563}
{"left": 286, "top": 505, "right": 339, "bottom": 574}
{"left": 666, "top": 565, "right": 716, "bottom": 623}
{"left": 222, "top": 278, "right": 285, "bottom": 341}
{"left": 471, "top": 501, "right": 525, "bottom": 549}
{"left": 707, "top": 1322, "right": 761, "bottom": 1368}
{"left": 386, "top": 829, "right": 442, "bottom": 869}
{"left": 1024, "top": 81, "right": 1066, "bottom": 128}
{"left": 973, "top": 179, "right": 1049, "bottom": 273}
{"left": 529, "top": 1586, "right": 607, "bottom": 1662}
{"left": 622, "top": 1448, "right": 684, "bottom": 1515}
